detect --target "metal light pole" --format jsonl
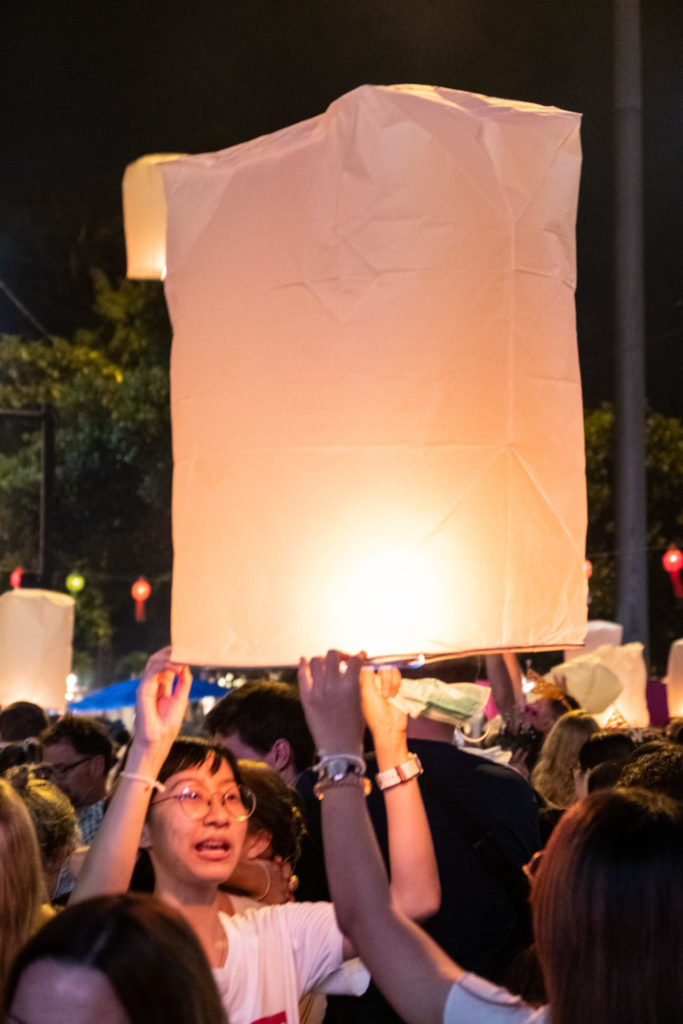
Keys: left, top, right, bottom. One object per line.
{"left": 614, "top": 0, "right": 649, "bottom": 655}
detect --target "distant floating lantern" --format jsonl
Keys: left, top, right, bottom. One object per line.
{"left": 65, "top": 571, "right": 85, "bottom": 596}
{"left": 122, "top": 153, "right": 183, "bottom": 280}
{"left": 131, "top": 577, "right": 151, "bottom": 622}
{"left": 662, "top": 547, "right": 683, "bottom": 598}
{"left": 10, "top": 567, "right": 23, "bottom": 589}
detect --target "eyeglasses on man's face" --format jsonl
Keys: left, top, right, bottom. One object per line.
{"left": 152, "top": 781, "right": 256, "bottom": 822}
{"left": 44, "top": 755, "right": 94, "bottom": 778}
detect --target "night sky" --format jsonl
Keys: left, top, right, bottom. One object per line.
{"left": 2, "top": 0, "right": 682, "bottom": 413}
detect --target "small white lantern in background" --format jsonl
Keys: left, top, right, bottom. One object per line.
{"left": 127, "top": 84, "right": 587, "bottom": 666}
{"left": 122, "top": 153, "right": 183, "bottom": 280}
{"left": 0, "top": 589, "right": 75, "bottom": 710}
{"left": 664, "top": 638, "right": 683, "bottom": 718}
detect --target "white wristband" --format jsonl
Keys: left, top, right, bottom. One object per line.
{"left": 375, "top": 753, "right": 423, "bottom": 791}
{"left": 119, "top": 771, "right": 166, "bottom": 793}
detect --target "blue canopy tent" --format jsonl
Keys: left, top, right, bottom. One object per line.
{"left": 68, "top": 677, "right": 227, "bottom": 713}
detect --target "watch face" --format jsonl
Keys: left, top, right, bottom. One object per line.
{"left": 326, "top": 758, "right": 356, "bottom": 779}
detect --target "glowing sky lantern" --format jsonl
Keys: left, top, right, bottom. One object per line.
{"left": 126, "top": 85, "right": 587, "bottom": 666}
{"left": 122, "top": 153, "right": 183, "bottom": 280}
{"left": 0, "top": 589, "right": 74, "bottom": 709}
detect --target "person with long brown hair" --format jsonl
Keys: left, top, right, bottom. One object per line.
{"left": 298, "top": 650, "right": 683, "bottom": 1024}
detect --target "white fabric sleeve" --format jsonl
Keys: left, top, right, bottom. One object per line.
{"left": 444, "top": 974, "right": 549, "bottom": 1024}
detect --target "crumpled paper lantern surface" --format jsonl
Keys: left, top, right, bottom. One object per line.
{"left": 549, "top": 652, "right": 623, "bottom": 714}
{"left": 563, "top": 619, "right": 623, "bottom": 661}
{"left": 0, "top": 589, "right": 74, "bottom": 710}
{"left": 589, "top": 642, "right": 649, "bottom": 727}
{"left": 155, "top": 84, "right": 586, "bottom": 666}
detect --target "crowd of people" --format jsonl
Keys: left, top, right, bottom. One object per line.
{"left": 1, "top": 648, "right": 682, "bottom": 1023}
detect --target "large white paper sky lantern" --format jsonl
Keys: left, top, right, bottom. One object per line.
{"left": 127, "top": 84, "right": 587, "bottom": 666}
{"left": 0, "top": 589, "right": 74, "bottom": 710}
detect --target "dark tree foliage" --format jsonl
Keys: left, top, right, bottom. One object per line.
{"left": 0, "top": 271, "right": 173, "bottom": 684}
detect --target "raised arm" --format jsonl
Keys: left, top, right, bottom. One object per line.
{"left": 360, "top": 665, "right": 440, "bottom": 920}
{"left": 71, "top": 663, "right": 192, "bottom": 902}
{"left": 299, "top": 651, "right": 462, "bottom": 1024}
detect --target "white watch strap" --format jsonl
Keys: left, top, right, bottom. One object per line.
{"left": 375, "top": 753, "right": 423, "bottom": 791}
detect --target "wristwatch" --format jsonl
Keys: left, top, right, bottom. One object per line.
{"left": 375, "top": 753, "right": 423, "bottom": 791}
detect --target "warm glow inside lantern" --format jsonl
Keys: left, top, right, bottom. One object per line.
{"left": 0, "top": 589, "right": 74, "bottom": 709}
{"left": 128, "top": 85, "right": 587, "bottom": 666}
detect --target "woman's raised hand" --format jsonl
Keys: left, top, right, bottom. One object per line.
{"left": 135, "top": 650, "right": 192, "bottom": 751}
{"left": 298, "top": 649, "right": 366, "bottom": 755}
{"left": 360, "top": 665, "right": 407, "bottom": 748}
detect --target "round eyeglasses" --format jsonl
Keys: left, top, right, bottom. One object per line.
{"left": 152, "top": 781, "right": 256, "bottom": 822}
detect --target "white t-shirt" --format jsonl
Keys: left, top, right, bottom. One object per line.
{"left": 213, "top": 902, "right": 368, "bottom": 1024}
{"left": 444, "top": 973, "right": 548, "bottom": 1024}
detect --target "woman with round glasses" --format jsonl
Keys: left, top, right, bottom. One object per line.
{"left": 71, "top": 663, "right": 440, "bottom": 1024}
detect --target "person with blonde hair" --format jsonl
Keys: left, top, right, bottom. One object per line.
{"left": 0, "top": 778, "right": 54, "bottom": 998}
{"left": 530, "top": 709, "right": 599, "bottom": 810}
{"left": 6, "top": 765, "right": 79, "bottom": 900}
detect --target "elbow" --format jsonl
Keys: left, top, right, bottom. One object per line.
{"left": 392, "top": 874, "right": 441, "bottom": 922}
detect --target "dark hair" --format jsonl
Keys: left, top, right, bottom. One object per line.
{"left": 0, "top": 702, "right": 48, "bottom": 742}
{"left": 204, "top": 681, "right": 315, "bottom": 773}
{"left": 578, "top": 730, "right": 636, "bottom": 772}
{"left": 157, "top": 735, "right": 242, "bottom": 787}
{"left": 533, "top": 787, "right": 683, "bottom": 1024}
{"left": 40, "top": 715, "right": 114, "bottom": 773}
{"left": 0, "top": 739, "right": 43, "bottom": 775}
{"left": 586, "top": 759, "right": 624, "bottom": 793}
{"left": 238, "top": 759, "right": 306, "bottom": 863}
{"left": 4, "top": 893, "right": 227, "bottom": 1023}
{"left": 619, "top": 746, "right": 683, "bottom": 802}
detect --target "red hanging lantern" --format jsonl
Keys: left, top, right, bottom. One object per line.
{"left": 9, "top": 567, "right": 23, "bottom": 589}
{"left": 131, "top": 577, "right": 152, "bottom": 621}
{"left": 662, "top": 547, "right": 683, "bottom": 598}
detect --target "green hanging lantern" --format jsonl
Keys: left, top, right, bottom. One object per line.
{"left": 65, "top": 571, "right": 85, "bottom": 596}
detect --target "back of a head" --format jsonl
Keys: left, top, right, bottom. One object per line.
{"left": 238, "top": 759, "right": 307, "bottom": 864}
{"left": 533, "top": 787, "right": 683, "bottom": 1024}
{"left": 204, "top": 681, "right": 314, "bottom": 773}
{"left": 578, "top": 730, "right": 636, "bottom": 773}
{"left": 619, "top": 745, "right": 683, "bottom": 803}
{"left": 0, "top": 702, "right": 48, "bottom": 743}
{"left": 4, "top": 893, "right": 227, "bottom": 1024}
{"left": 6, "top": 766, "right": 79, "bottom": 874}
{"left": 0, "top": 739, "right": 43, "bottom": 775}
{"left": 40, "top": 715, "right": 114, "bottom": 772}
